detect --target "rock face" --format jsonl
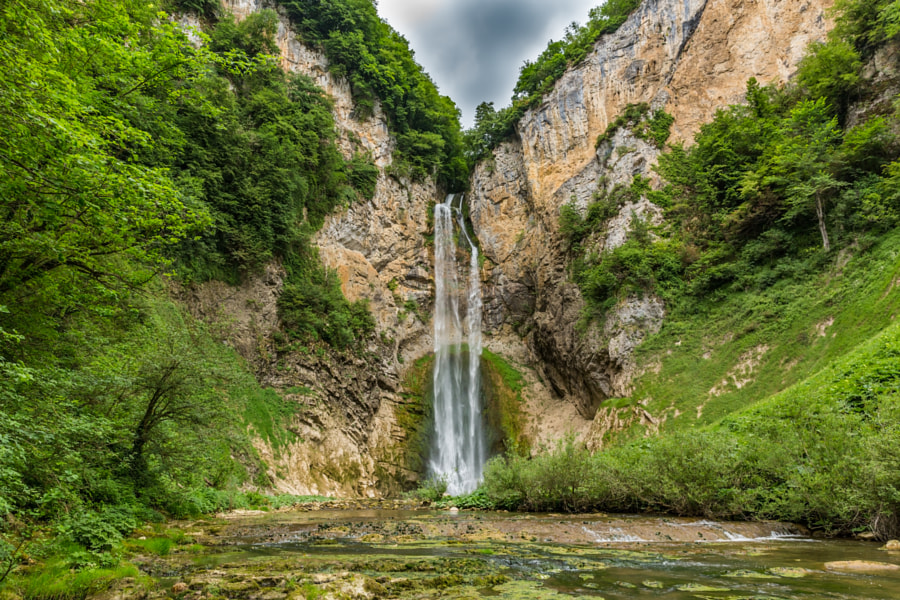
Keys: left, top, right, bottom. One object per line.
{"left": 469, "top": 0, "right": 833, "bottom": 419}
{"left": 178, "top": 0, "right": 437, "bottom": 496}
{"left": 182, "top": 0, "right": 837, "bottom": 493}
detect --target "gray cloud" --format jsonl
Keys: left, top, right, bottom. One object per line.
{"left": 378, "top": 0, "right": 599, "bottom": 127}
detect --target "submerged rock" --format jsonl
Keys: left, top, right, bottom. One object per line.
{"left": 768, "top": 567, "right": 810, "bottom": 578}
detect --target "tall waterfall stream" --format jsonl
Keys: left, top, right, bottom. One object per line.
{"left": 428, "top": 193, "right": 487, "bottom": 495}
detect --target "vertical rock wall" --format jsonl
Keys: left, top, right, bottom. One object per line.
{"left": 180, "top": 0, "right": 440, "bottom": 496}
{"left": 469, "top": 0, "right": 833, "bottom": 422}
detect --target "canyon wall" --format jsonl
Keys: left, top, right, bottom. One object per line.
{"left": 470, "top": 0, "right": 833, "bottom": 422}
{"left": 182, "top": 0, "right": 836, "bottom": 494}
{"left": 180, "top": 0, "right": 438, "bottom": 496}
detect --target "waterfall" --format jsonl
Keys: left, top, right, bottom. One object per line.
{"left": 428, "top": 193, "right": 487, "bottom": 495}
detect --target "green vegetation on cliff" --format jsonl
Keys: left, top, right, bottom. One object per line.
{"left": 479, "top": 0, "right": 900, "bottom": 539}
{"left": 270, "top": 0, "right": 468, "bottom": 189}
{"left": 0, "top": 0, "right": 462, "bottom": 585}
{"left": 567, "top": 75, "right": 899, "bottom": 321}
{"left": 464, "top": 0, "right": 641, "bottom": 162}
{"left": 481, "top": 350, "right": 531, "bottom": 455}
{"left": 484, "top": 231, "right": 900, "bottom": 537}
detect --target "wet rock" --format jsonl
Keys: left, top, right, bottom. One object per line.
{"left": 824, "top": 560, "right": 900, "bottom": 572}
{"left": 676, "top": 583, "right": 730, "bottom": 592}
{"left": 724, "top": 569, "right": 777, "bottom": 579}
{"left": 768, "top": 566, "right": 810, "bottom": 578}
{"left": 882, "top": 539, "right": 900, "bottom": 550}
{"left": 171, "top": 582, "right": 188, "bottom": 594}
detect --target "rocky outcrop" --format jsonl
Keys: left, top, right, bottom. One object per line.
{"left": 470, "top": 0, "right": 833, "bottom": 418}
{"left": 316, "top": 174, "right": 437, "bottom": 367}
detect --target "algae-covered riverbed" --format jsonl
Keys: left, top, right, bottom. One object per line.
{"left": 123, "top": 502, "right": 900, "bottom": 599}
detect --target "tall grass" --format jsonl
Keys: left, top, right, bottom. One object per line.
{"left": 16, "top": 562, "right": 142, "bottom": 600}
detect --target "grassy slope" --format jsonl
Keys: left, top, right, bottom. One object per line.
{"left": 608, "top": 228, "right": 900, "bottom": 443}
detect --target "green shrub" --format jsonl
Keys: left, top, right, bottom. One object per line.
{"left": 16, "top": 560, "right": 142, "bottom": 600}
{"left": 638, "top": 109, "right": 675, "bottom": 147}
{"left": 447, "top": 488, "right": 495, "bottom": 510}
{"left": 168, "top": 0, "right": 220, "bottom": 19}
{"left": 481, "top": 320, "right": 900, "bottom": 537}
{"left": 595, "top": 103, "right": 650, "bottom": 148}
{"left": 411, "top": 476, "right": 448, "bottom": 503}
{"left": 346, "top": 153, "right": 379, "bottom": 201}
{"left": 59, "top": 508, "right": 138, "bottom": 553}
{"left": 129, "top": 537, "right": 175, "bottom": 556}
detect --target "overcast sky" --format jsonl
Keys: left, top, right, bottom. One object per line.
{"left": 377, "top": 0, "right": 602, "bottom": 128}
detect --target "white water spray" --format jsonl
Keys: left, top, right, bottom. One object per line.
{"left": 428, "top": 194, "right": 486, "bottom": 495}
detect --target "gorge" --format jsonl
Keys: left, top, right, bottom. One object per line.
{"left": 4, "top": 0, "right": 900, "bottom": 595}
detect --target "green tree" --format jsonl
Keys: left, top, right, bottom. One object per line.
{"left": 797, "top": 40, "right": 861, "bottom": 125}
{"left": 832, "top": 0, "right": 900, "bottom": 55}
{"left": 103, "top": 316, "right": 232, "bottom": 488}
{"left": 747, "top": 99, "right": 843, "bottom": 251}
{"left": 0, "top": 0, "right": 209, "bottom": 308}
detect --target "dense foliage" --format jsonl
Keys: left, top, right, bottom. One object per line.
{"left": 564, "top": 6, "right": 900, "bottom": 320}
{"left": 164, "top": 9, "right": 378, "bottom": 348}
{"left": 464, "top": 0, "right": 641, "bottom": 161}
{"left": 0, "top": 0, "right": 397, "bottom": 581}
{"left": 268, "top": 0, "right": 468, "bottom": 189}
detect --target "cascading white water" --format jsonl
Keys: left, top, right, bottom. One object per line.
{"left": 428, "top": 194, "right": 487, "bottom": 495}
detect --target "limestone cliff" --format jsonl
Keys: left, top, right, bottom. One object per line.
{"left": 181, "top": 0, "right": 838, "bottom": 493}
{"left": 179, "top": 0, "right": 438, "bottom": 496}
{"left": 470, "top": 0, "right": 834, "bottom": 425}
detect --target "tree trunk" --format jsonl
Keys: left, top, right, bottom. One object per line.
{"left": 816, "top": 193, "right": 830, "bottom": 252}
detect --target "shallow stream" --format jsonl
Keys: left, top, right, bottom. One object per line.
{"left": 139, "top": 505, "right": 900, "bottom": 599}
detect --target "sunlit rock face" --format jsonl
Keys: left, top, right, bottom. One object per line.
{"left": 469, "top": 0, "right": 833, "bottom": 418}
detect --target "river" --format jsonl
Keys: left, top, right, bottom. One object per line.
{"left": 129, "top": 501, "right": 900, "bottom": 599}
